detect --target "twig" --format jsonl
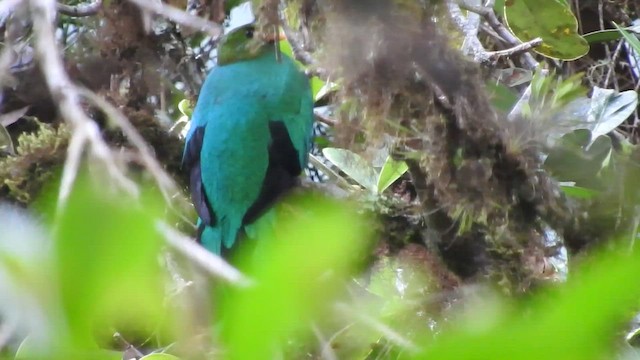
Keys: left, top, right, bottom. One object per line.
{"left": 314, "top": 112, "right": 338, "bottom": 127}
{"left": 278, "top": 5, "right": 329, "bottom": 80}
{"left": 78, "top": 87, "right": 192, "bottom": 213}
{"left": 448, "top": 0, "right": 484, "bottom": 58}
{"left": 604, "top": 39, "right": 624, "bottom": 89}
{"left": 56, "top": 130, "right": 86, "bottom": 211}
{"left": 312, "top": 323, "right": 338, "bottom": 360}
{"left": 30, "top": 0, "right": 139, "bottom": 210}
{"left": 454, "top": 0, "right": 539, "bottom": 69}
{"left": 335, "top": 303, "right": 419, "bottom": 352}
{"left": 308, "top": 154, "right": 353, "bottom": 191}
{"left": 127, "top": 0, "right": 222, "bottom": 38}
{"left": 57, "top": 0, "right": 101, "bottom": 17}
{"left": 113, "top": 332, "right": 145, "bottom": 359}
{"left": 486, "top": 37, "right": 543, "bottom": 60}
{"left": 156, "top": 221, "right": 252, "bottom": 286}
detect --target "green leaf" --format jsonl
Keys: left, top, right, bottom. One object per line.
{"left": 177, "top": 99, "right": 192, "bottom": 117}
{"left": 559, "top": 184, "right": 599, "bottom": 199}
{"left": 588, "top": 87, "right": 638, "bottom": 140}
{"left": 322, "top": 148, "right": 378, "bottom": 192}
{"left": 314, "top": 79, "right": 339, "bottom": 102}
{"left": 376, "top": 156, "right": 408, "bottom": 194}
{"left": 54, "top": 177, "right": 166, "bottom": 348}
{"left": 583, "top": 29, "right": 625, "bottom": 44}
{"left": 221, "top": 195, "right": 371, "bottom": 360}
{"left": 416, "top": 239, "right": 640, "bottom": 359}
{"left": 614, "top": 22, "right": 640, "bottom": 55}
{"left": 0, "top": 123, "right": 14, "bottom": 155}
{"left": 492, "top": 68, "right": 533, "bottom": 87}
{"left": 504, "top": 0, "right": 589, "bottom": 60}
{"left": 486, "top": 81, "right": 518, "bottom": 113}
{"left": 545, "top": 130, "right": 612, "bottom": 187}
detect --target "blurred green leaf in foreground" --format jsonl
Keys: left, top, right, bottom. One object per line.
{"left": 2, "top": 175, "right": 640, "bottom": 360}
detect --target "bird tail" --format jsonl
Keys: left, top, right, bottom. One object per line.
{"left": 195, "top": 209, "right": 278, "bottom": 256}
{"left": 197, "top": 218, "right": 223, "bottom": 255}
{"left": 244, "top": 208, "right": 277, "bottom": 240}
{"left": 197, "top": 217, "right": 244, "bottom": 255}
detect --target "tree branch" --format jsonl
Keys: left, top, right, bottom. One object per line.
{"left": 453, "top": 0, "right": 539, "bottom": 69}
{"left": 29, "top": 0, "right": 139, "bottom": 210}
{"left": 77, "top": 88, "right": 192, "bottom": 214}
{"left": 156, "top": 221, "right": 252, "bottom": 286}
{"left": 127, "top": 0, "right": 223, "bottom": 37}
{"left": 486, "top": 37, "right": 543, "bottom": 60}
{"left": 278, "top": 5, "right": 329, "bottom": 80}
{"left": 56, "top": 0, "right": 101, "bottom": 17}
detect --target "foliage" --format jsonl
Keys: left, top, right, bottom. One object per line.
{"left": 1, "top": 0, "right": 640, "bottom": 359}
{"left": 1, "top": 179, "right": 640, "bottom": 359}
{"left": 0, "top": 123, "right": 69, "bottom": 205}
{"left": 502, "top": 0, "right": 588, "bottom": 60}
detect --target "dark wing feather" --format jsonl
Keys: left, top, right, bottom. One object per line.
{"left": 183, "top": 126, "right": 216, "bottom": 227}
{"left": 242, "top": 120, "right": 302, "bottom": 225}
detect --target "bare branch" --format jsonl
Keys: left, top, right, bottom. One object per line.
{"left": 156, "top": 221, "right": 252, "bottom": 286}
{"left": 314, "top": 112, "right": 338, "bottom": 127}
{"left": 335, "top": 303, "right": 420, "bottom": 352}
{"left": 127, "top": 0, "right": 223, "bottom": 38}
{"left": 29, "top": 0, "right": 138, "bottom": 208}
{"left": 278, "top": 6, "right": 329, "bottom": 80}
{"left": 312, "top": 324, "right": 338, "bottom": 360}
{"left": 453, "top": 0, "right": 539, "bottom": 69}
{"left": 0, "top": 0, "right": 23, "bottom": 18}
{"left": 56, "top": 131, "right": 86, "bottom": 211}
{"left": 57, "top": 0, "right": 101, "bottom": 17}
{"left": 77, "top": 88, "right": 192, "bottom": 213}
{"left": 487, "top": 37, "right": 543, "bottom": 60}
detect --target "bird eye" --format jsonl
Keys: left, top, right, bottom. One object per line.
{"left": 245, "top": 27, "right": 254, "bottom": 39}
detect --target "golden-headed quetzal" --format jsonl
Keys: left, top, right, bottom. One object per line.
{"left": 182, "top": 24, "right": 314, "bottom": 255}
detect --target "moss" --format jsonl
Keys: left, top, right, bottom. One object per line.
{"left": 315, "top": 0, "right": 575, "bottom": 291}
{"left": 0, "top": 122, "right": 70, "bottom": 205}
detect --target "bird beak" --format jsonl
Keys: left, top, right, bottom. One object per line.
{"left": 263, "top": 28, "right": 287, "bottom": 42}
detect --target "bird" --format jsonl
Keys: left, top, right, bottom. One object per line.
{"left": 182, "top": 23, "right": 314, "bottom": 256}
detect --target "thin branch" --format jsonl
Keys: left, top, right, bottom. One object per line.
{"left": 77, "top": 87, "right": 192, "bottom": 213}
{"left": 314, "top": 112, "right": 338, "bottom": 127}
{"left": 312, "top": 323, "right": 338, "bottom": 360}
{"left": 486, "top": 37, "right": 543, "bottom": 60}
{"left": 448, "top": 0, "right": 483, "bottom": 58}
{"left": 278, "top": 6, "right": 329, "bottom": 80}
{"left": 308, "top": 154, "right": 353, "bottom": 192}
{"left": 335, "top": 303, "right": 419, "bottom": 353}
{"left": 454, "top": 0, "right": 539, "bottom": 69}
{"left": 30, "top": 0, "right": 139, "bottom": 209}
{"left": 113, "top": 332, "right": 144, "bottom": 359}
{"left": 127, "top": 0, "right": 222, "bottom": 38}
{"left": 156, "top": 221, "right": 252, "bottom": 286}
{"left": 56, "top": 130, "right": 86, "bottom": 211}
{"left": 57, "top": 0, "right": 101, "bottom": 17}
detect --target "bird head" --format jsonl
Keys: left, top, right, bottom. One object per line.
{"left": 217, "top": 23, "right": 283, "bottom": 65}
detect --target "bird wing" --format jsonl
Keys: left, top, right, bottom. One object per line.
{"left": 183, "top": 125, "right": 216, "bottom": 229}
{"left": 243, "top": 57, "right": 314, "bottom": 224}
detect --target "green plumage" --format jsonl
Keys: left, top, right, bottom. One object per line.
{"left": 183, "top": 24, "right": 314, "bottom": 255}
